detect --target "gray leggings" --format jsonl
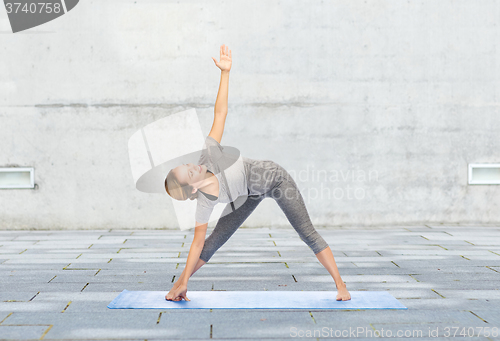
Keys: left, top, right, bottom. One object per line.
{"left": 199, "top": 166, "right": 329, "bottom": 262}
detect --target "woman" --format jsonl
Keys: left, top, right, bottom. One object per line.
{"left": 164, "top": 44, "right": 351, "bottom": 302}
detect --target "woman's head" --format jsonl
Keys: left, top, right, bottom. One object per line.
{"left": 165, "top": 163, "right": 207, "bottom": 201}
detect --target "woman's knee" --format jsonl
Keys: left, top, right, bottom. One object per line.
{"left": 199, "top": 245, "right": 214, "bottom": 263}
{"left": 308, "top": 232, "right": 329, "bottom": 254}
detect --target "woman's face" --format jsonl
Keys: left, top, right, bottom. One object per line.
{"left": 173, "top": 163, "right": 207, "bottom": 188}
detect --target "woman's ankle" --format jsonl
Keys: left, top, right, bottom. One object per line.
{"left": 335, "top": 281, "right": 347, "bottom": 289}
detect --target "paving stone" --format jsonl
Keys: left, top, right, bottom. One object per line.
{"left": 0, "top": 325, "right": 51, "bottom": 339}
{"left": 285, "top": 262, "right": 359, "bottom": 270}
{"left": 210, "top": 310, "right": 316, "bottom": 339}
{"left": 0, "top": 227, "right": 499, "bottom": 340}
{"left": 0, "top": 292, "right": 40, "bottom": 302}
{"left": 23, "top": 312, "right": 182, "bottom": 339}
{"left": 294, "top": 274, "right": 413, "bottom": 283}
{"left": 399, "top": 298, "right": 500, "bottom": 310}
{"left": 466, "top": 309, "right": 500, "bottom": 325}
{"left": 211, "top": 280, "right": 333, "bottom": 291}
{"left": 0, "top": 301, "right": 64, "bottom": 312}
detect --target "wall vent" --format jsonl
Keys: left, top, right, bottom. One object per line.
{"left": 468, "top": 163, "right": 500, "bottom": 185}
{"left": 0, "top": 167, "right": 35, "bottom": 189}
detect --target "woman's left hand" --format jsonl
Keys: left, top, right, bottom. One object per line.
{"left": 212, "top": 44, "right": 232, "bottom": 72}
{"left": 165, "top": 283, "right": 191, "bottom": 301}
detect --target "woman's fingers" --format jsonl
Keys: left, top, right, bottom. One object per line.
{"left": 220, "top": 44, "right": 231, "bottom": 57}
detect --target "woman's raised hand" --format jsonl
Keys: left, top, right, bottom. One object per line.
{"left": 212, "top": 44, "right": 232, "bottom": 72}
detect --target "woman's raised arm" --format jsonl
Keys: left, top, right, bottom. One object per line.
{"left": 209, "top": 44, "right": 232, "bottom": 144}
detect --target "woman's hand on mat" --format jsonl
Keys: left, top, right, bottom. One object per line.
{"left": 165, "top": 283, "right": 191, "bottom": 301}
{"left": 212, "top": 44, "right": 232, "bottom": 72}
{"left": 336, "top": 285, "right": 351, "bottom": 301}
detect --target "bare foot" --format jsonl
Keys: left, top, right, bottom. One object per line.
{"left": 336, "top": 285, "right": 351, "bottom": 301}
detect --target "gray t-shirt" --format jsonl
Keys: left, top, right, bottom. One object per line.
{"left": 195, "top": 136, "right": 248, "bottom": 224}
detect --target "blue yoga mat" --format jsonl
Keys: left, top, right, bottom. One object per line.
{"left": 107, "top": 290, "right": 407, "bottom": 310}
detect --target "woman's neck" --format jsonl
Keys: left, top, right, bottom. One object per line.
{"left": 198, "top": 172, "right": 218, "bottom": 197}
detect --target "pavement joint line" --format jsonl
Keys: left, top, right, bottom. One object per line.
{"left": 273, "top": 241, "right": 277, "bottom": 246}
{"left": 292, "top": 275, "right": 297, "bottom": 282}
{"left": 29, "top": 291, "right": 40, "bottom": 301}
{"left": 94, "top": 269, "right": 101, "bottom": 276}
{"left": 376, "top": 251, "right": 382, "bottom": 256}
{"left": 63, "top": 263, "right": 71, "bottom": 270}
{"left": 81, "top": 283, "right": 89, "bottom": 292}
{"left": 123, "top": 239, "right": 128, "bottom": 244}
{"left": 465, "top": 240, "right": 475, "bottom": 245}
{"left": 108, "top": 229, "right": 112, "bottom": 232}
{"left": 88, "top": 244, "right": 93, "bottom": 249}
{"left": 97, "top": 235, "right": 103, "bottom": 240}
{"left": 0, "top": 312, "right": 13, "bottom": 324}
{"left": 486, "top": 266, "right": 499, "bottom": 273}
{"left": 39, "top": 324, "right": 53, "bottom": 340}
{"left": 420, "top": 235, "right": 429, "bottom": 240}
{"left": 130, "top": 231, "right": 134, "bottom": 236}
{"left": 391, "top": 261, "right": 400, "bottom": 268}
{"left": 284, "top": 262, "right": 289, "bottom": 268}
{"left": 108, "top": 258, "right": 113, "bottom": 263}
{"left": 436, "top": 244, "right": 448, "bottom": 250}
{"left": 117, "top": 248, "right": 123, "bottom": 253}
{"left": 156, "top": 312, "right": 162, "bottom": 324}
{"left": 172, "top": 275, "right": 176, "bottom": 283}
{"left": 19, "top": 249, "right": 27, "bottom": 254}
{"left": 61, "top": 301, "right": 72, "bottom": 313}
{"left": 48, "top": 275, "right": 57, "bottom": 283}
{"left": 460, "top": 255, "right": 471, "bottom": 260}
{"left": 431, "top": 289, "right": 445, "bottom": 298}
{"left": 277, "top": 251, "right": 281, "bottom": 257}
{"left": 352, "top": 262, "right": 359, "bottom": 267}
{"left": 76, "top": 253, "right": 82, "bottom": 259}
{"left": 443, "top": 231, "right": 453, "bottom": 236}
{"left": 488, "top": 250, "right": 500, "bottom": 256}
{"left": 309, "top": 311, "right": 316, "bottom": 324}
{"left": 408, "top": 274, "right": 420, "bottom": 282}
{"left": 178, "top": 252, "right": 181, "bottom": 257}
{"left": 65, "top": 268, "right": 99, "bottom": 270}
{"left": 176, "top": 263, "right": 180, "bottom": 269}
{"left": 469, "top": 310, "right": 488, "bottom": 323}
{"left": 181, "top": 242, "right": 184, "bottom": 247}
{"left": 424, "top": 224, "right": 433, "bottom": 229}
{"left": 210, "top": 324, "right": 213, "bottom": 339}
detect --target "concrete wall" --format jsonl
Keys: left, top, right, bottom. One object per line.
{"left": 1, "top": 0, "right": 499, "bottom": 230}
